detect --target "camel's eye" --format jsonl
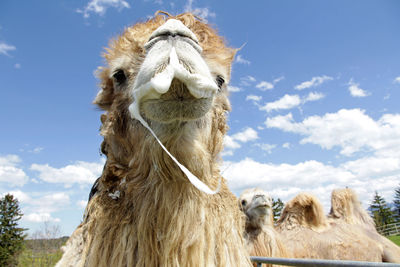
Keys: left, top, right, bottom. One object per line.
{"left": 241, "top": 200, "right": 247, "bottom": 206}
{"left": 113, "top": 69, "right": 126, "bottom": 85}
{"left": 216, "top": 75, "right": 225, "bottom": 90}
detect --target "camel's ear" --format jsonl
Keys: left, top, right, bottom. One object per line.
{"left": 94, "top": 67, "right": 114, "bottom": 110}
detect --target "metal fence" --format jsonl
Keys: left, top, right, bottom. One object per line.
{"left": 377, "top": 222, "right": 400, "bottom": 237}
{"left": 250, "top": 257, "right": 400, "bottom": 267}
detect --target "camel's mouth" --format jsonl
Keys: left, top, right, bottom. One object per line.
{"left": 249, "top": 195, "right": 271, "bottom": 216}
{"left": 140, "top": 79, "right": 212, "bottom": 123}
{"left": 129, "top": 19, "right": 218, "bottom": 124}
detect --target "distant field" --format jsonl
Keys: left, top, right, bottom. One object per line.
{"left": 388, "top": 235, "right": 400, "bottom": 246}
{"left": 18, "top": 237, "right": 68, "bottom": 267}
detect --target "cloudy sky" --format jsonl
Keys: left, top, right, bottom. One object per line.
{"left": 1, "top": 0, "right": 400, "bottom": 236}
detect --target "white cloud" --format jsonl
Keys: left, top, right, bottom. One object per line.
{"left": 223, "top": 135, "right": 241, "bottom": 150}
{"left": 240, "top": 76, "right": 256, "bottom": 86}
{"left": 282, "top": 142, "right": 291, "bottom": 149}
{"left": 30, "top": 160, "right": 104, "bottom": 187}
{"left": 184, "top": 0, "right": 216, "bottom": 22}
{"left": 227, "top": 85, "right": 242, "bottom": 92}
{"left": 0, "top": 155, "right": 29, "bottom": 187}
{"left": 29, "top": 147, "right": 44, "bottom": 154}
{"left": 246, "top": 95, "right": 262, "bottom": 102}
{"left": 256, "top": 81, "right": 274, "bottom": 91}
{"left": 294, "top": 75, "right": 333, "bottom": 90}
{"left": 266, "top": 109, "right": 400, "bottom": 157}
{"left": 14, "top": 63, "right": 21, "bottom": 69}
{"left": 260, "top": 94, "right": 301, "bottom": 112}
{"left": 348, "top": 79, "right": 370, "bottom": 97}
{"left": 1, "top": 190, "right": 31, "bottom": 202}
{"left": 0, "top": 42, "right": 16, "bottom": 57}
{"left": 255, "top": 143, "right": 276, "bottom": 154}
{"left": 25, "top": 213, "right": 60, "bottom": 223}
{"left": 273, "top": 76, "right": 285, "bottom": 84}
{"left": 304, "top": 91, "right": 325, "bottom": 102}
{"left": 394, "top": 77, "right": 400, "bottom": 84}
{"left": 3, "top": 190, "right": 69, "bottom": 223}
{"left": 235, "top": 55, "right": 250, "bottom": 65}
{"left": 223, "top": 156, "right": 399, "bottom": 211}
{"left": 77, "top": 0, "right": 130, "bottom": 18}
{"left": 231, "top": 127, "right": 259, "bottom": 142}
{"left": 223, "top": 128, "right": 258, "bottom": 156}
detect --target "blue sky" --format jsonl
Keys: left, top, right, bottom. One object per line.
{"left": 1, "top": 0, "right": 400, "bottom": 236}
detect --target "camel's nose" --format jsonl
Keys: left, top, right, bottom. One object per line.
{"left": 253, "top": 195, "right": 271, "bottom": 207}
{"left": 149, "top": 19, "right": 199, "bottom": 43}
{"left": 145, "top": 19, "right": 202, "bottom": 54}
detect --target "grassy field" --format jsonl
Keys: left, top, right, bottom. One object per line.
{"left": 388, "top": 235, "right": 400, "bottom": 246}
{"left": 18, "top": 237, "right": 68, "bottom": 267}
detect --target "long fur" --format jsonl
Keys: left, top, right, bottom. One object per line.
{"left": 239, "top": 188, "right": 289, "bottom": 267}
{"left": 276, "top": 192, "right": 387, "bottom": 262}
{"left": 328, "top": 188, "right": 400, "bottom": 263}
{"left": 328, "top": 188, "right": 375, "bottom": 230}
{"left": 57, "top": 12, "right": 251, "bottom": 267}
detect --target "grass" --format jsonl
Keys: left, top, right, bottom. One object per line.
{"left": 388, "top": 235, "right": 400, "bottom": 246}
{"left": 18, "top": 249, "right": 63, "bottom": 267}
{"left": 18, "top": 237, "right": 68, "bottom": 267}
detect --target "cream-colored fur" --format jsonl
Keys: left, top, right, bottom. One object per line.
{"left": 329, "top": 188, "right": 400, "bottom": 262}
{"left": 276, "top": 192, "right": 400, "bottom": 262}
{"left": 57, "top": 11, "right": 251, "bottom": 267}
{"left": 239, "top": 188, "right": 289, "bottom": 267}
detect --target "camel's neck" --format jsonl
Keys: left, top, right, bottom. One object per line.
{"left": 102, "top": 118, "right": 220, "bottom": 191}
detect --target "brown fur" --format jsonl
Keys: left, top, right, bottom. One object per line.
{"left": 276, "top": 192, "right": 387, "bottom": 262}
{"left": 57, "top": 12, "right": 251, "bottom": 267}
{"left": 328, "top": 188, "right": 400, "bottom": 263}
{"left": 239, "top": 188, "right": 289, "bottom": 267}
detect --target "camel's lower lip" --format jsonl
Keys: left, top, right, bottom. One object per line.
{"left": 140, "top": 97, "right": 213, "bottom": 123}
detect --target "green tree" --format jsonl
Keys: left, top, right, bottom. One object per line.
{"left": 272, "top": 198, "right": 284, "bottom": 222}
{"left": 370, "top": 191, "right": 395, "bottom": 229}
{"left": 0, "top": 194, "right": 27, "bottom": 266}
{"left": 393, "top": 183, "right": 400, "bottom": 222}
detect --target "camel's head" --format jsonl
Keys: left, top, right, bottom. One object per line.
{"left": 239, "top": 188, "right": 274, "bottom": 229}
{"left": 95, "top": 12, "right": 235, "bottom": 134}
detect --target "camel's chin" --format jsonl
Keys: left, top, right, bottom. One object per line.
{"left": 140, "top": 98, "right": 212, "bottom": 123}
{"left": 250, "top": 205, "right": 270, "bottom": 216}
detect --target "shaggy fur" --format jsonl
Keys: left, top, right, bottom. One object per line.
{"left": 328, "top": 188, "right": 400, "bottom": 263}
{"left": 239, "top": 188, "right": 289, "bottom": 267}
{"left": 276, "top": 192, "right": 387, "bottom": 262}
{"left": 57, "top": 12, "right": 251, "bottom": 267}
{"left": 329, "top": 188, "right": 376, "bottom": 230}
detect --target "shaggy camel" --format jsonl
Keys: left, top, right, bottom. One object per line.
{"left": 239, "top": 188, "right": 289, "bottom": 266}
{"left": 329, "top": 188, "right": 400, "bottom": 262}
{"left": 276, "top": 192, "right": 400, "bottom": 262}
{"left": 57, "top": 12, "right": 251, "bottom": 266}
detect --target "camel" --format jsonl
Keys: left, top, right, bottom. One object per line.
{"left": 329, "top": 188, "right": 400, "bottom": 262}
{"left": 56, "top": 11, "right": 252, "bottom": 266}
{"left": 276, "top": 191, "right": 400, "bottom": 262}
{"left": 239, "top": 188, "right": 289, "bottom": 266}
